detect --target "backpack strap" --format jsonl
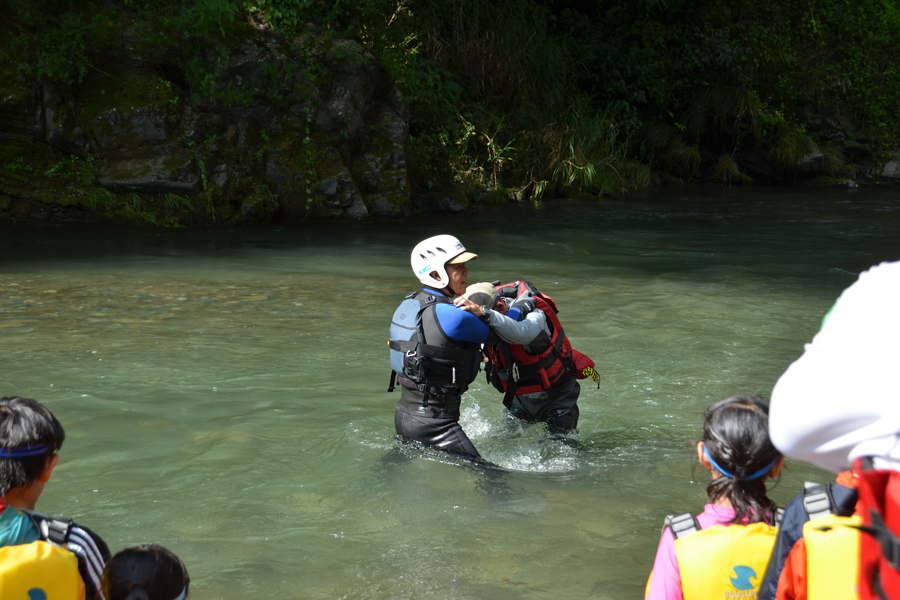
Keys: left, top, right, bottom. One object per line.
{"left": 803, "top": 481, "right": 836, "bottom": 521}
{"left": 21, "top": 508, "right": 72, "bottom": 545}
{"left": 664, "top": 512, "right": 701, "bottom": 539}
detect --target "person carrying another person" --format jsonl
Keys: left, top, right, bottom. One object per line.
{"left": 388, "top": 234, "right": 501, "bottom": 460}
{"left": 768, "top": 260, "right": 900, "bottom": 599}
{"left": 645, "top": 394, "right": 785, "bottom": 600}
{"left": 455, "top": 280, "right": 598, "bottom": 434}
{"left": 0, "top": 395, "right": 110, "bottom": 599}
{"left": 103, "top": 544, "right": 189, "bottom": 600}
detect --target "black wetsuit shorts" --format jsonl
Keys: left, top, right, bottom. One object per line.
{"left": 508, "top": 378, "right": 580, "bottom": 434}
{"left": 394, "top": 397, "right": 481, "bottom": 460}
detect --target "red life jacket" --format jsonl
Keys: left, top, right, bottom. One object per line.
{"left": 484, "top": 281, "right": 594, "bottom": 408}
{"left": 854, "top": 457, "right": 900, "bottom": 599}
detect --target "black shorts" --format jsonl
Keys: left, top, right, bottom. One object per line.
{"left": 508, "top": 379, "right": 580, "bottom": 433}
{"left": 394, "top": 402, "right": 481, "bottom": 460}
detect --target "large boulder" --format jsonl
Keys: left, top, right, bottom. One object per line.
{"left": 797, "top": 150, "right": 825, "bottom": 175}
{"left": 881, "top": 153, "right": 900, "bottom": 181}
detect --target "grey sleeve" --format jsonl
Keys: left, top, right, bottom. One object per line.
{"left": 485, "top": 308, "right": 547, "bottom": 344}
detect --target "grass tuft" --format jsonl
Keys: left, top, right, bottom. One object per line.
{"left": 713, "top": 155, "right": 752, "bottom": 185}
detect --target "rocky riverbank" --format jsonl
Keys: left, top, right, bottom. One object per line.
{"left": 1, "top": 23, "right": 425, "bottom": 225}
{"left": 2, "top": 18, "right": 899, "bottom": 226}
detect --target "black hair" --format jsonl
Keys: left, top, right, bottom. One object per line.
{"left": 701, "top": 394, "right": 782, "bottom": 525}
{"left": 103, "top": 545, "right": 190, "bottom": 600}
{"left": 0, "top": 396, "right": 66, "bottom": 496}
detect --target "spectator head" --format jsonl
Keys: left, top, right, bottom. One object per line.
{"left": 462, "top": 282, "right": 500, "bottom": 308}
{"left": 0, "top": 396, "right": 65, "bottom": 498}
{"left": 103, "top": 544, "right": 190, "bottom": 600}
{"left": 698, "top": 394, "right": 784, "bottom": 524}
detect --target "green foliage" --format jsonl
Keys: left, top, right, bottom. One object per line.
{"left": 86, "top": 188, "right": 117, "bottom": 211}
{"left": 299, "top": 109, "right": 317, "bottom": 215}
{"left": 713, "top": 156, "right": 752, "bottom": 185}
{"left": 821, "top": 144, "right": 850, "bottom": 178}
{"left": 122, "top": 193, "right": 159, "bottom": 226}
{"left": 2, "top": 0, "right": 119, "bottom": 85}
{"left": 188, "top": 140, "right": 217, "bottom": 222}
{"left": 646, "top": 126, "right": 700, "bottom": 179}
{"left": 175, "top": 0, "right": 237, "bottom": 40}
{"left": 768, "top": 127, "right": 817, "bottom": 172}
{"left": 245, "top": 0, "right": 312, "bottom": 31}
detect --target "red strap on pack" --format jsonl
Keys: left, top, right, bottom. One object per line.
{"left": 855, "top": 458, "right": 900, "bottom": 599}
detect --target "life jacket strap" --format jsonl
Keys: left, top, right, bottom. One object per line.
{"left": 388, "top": 371, "right": 397, "bottom": 393}
{"left": 775, "top": 507, "right": 785, "bottom": 528}
{"left": 502, "top": 369, "right": 517, "bottom": 409}
{"left": 803, "top": 481, "right": 836, "bottom": 521}
{"left": 854, "top": 509, "right": 900, "bottom": 572}
{"left": 873, "top": 571, "right": 897, "bottom": 600}
{"left": 664, "top": 512, "right": 701, "bottom": 539}
{"left": 21, "top": 509, "right": 72, "bottom": 545}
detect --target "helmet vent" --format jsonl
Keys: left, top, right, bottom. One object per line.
{"left": 436, "top": 247, "right": 447, "bottom": 254}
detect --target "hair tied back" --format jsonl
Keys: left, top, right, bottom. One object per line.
{"left": 126, "top": 582, "right": 150, "bottom": 600}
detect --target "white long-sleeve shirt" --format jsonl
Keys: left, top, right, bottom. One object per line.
{"left": 769, "top": 260, "right": 900, "bottom": 473}
{"left": 483, "top": 307, "right": 549, "bottom": 348}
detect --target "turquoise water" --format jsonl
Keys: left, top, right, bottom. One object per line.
{"left": 1, "top": 187, "right": 899, "bottom": 598}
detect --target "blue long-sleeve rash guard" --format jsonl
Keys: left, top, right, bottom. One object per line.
{"left": 425, "top": 288, "right": 519, "bottom": 344}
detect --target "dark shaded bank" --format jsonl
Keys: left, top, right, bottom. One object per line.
{"left": 2, "top": 0, "right": 900, "bottom": 226}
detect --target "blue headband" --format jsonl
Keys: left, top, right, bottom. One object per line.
{"left": 171, "top": 588, "right": 186, "bottom": 600}
{"left": 703, "top": 445, "right": 779, "bottom": 481}
{"left": 0, "top": 444, "right": 50, "bottom": 458}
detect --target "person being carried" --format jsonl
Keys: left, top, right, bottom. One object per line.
{"left": 104, "top": 544, "right": 190, "bottom": 600}
{"left": 645, "top": 394, "right": 785, "bottom": 600}
{"left": 388, "top": 235, "right": 504, "bottom": 460}
{"left": 455, "top": 280, "right": 598, "bottom": 434}
{"left": 0, "top": 395, "right": 111, "bottom": 600}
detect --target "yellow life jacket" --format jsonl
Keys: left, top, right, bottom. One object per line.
{"left": 0, "top": 540, "right": 85, "bottom": 600}
{"left": 804, "top": 513, "right": 862, "bottom": 600}
{"left": 675, "top": 521, "right": 777, "bottom": 600}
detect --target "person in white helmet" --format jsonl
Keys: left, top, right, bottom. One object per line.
{"left": 389, "top": 235, "right": 534, "bottom": 460}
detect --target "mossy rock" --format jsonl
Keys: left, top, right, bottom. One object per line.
{"left": 80, "top": 69, "right": 180, "bottom": 117}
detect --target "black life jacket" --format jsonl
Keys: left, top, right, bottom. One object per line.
{"left": 484, "top": 280, "right": 582, "bottom": 409}
{"left": 388, "top": 289, "right": 480, "bottom": 403}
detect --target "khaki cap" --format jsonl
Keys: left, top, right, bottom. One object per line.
{"left": 448, "top": 251, "right": 478, "bottom": 264}
{"left": 462, "top": 282, "right": 499, "bottom": 307}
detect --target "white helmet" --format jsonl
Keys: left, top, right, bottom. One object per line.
{"left": 410, "top": 234, "right": 478, "bottom": 288}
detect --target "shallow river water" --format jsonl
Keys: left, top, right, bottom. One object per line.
{"left": 1, "top": 187, "right": 899, "bottom": 599}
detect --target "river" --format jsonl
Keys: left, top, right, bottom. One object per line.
{"left": 1, "top": 186, "right": 898, "bottom": 599}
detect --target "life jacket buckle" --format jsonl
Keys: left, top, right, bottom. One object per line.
{"left": 512, "top": 363, "right": 519, "bottom": 382}
{"left": 405, "top": 350, "right": 420, "bottom": 373}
